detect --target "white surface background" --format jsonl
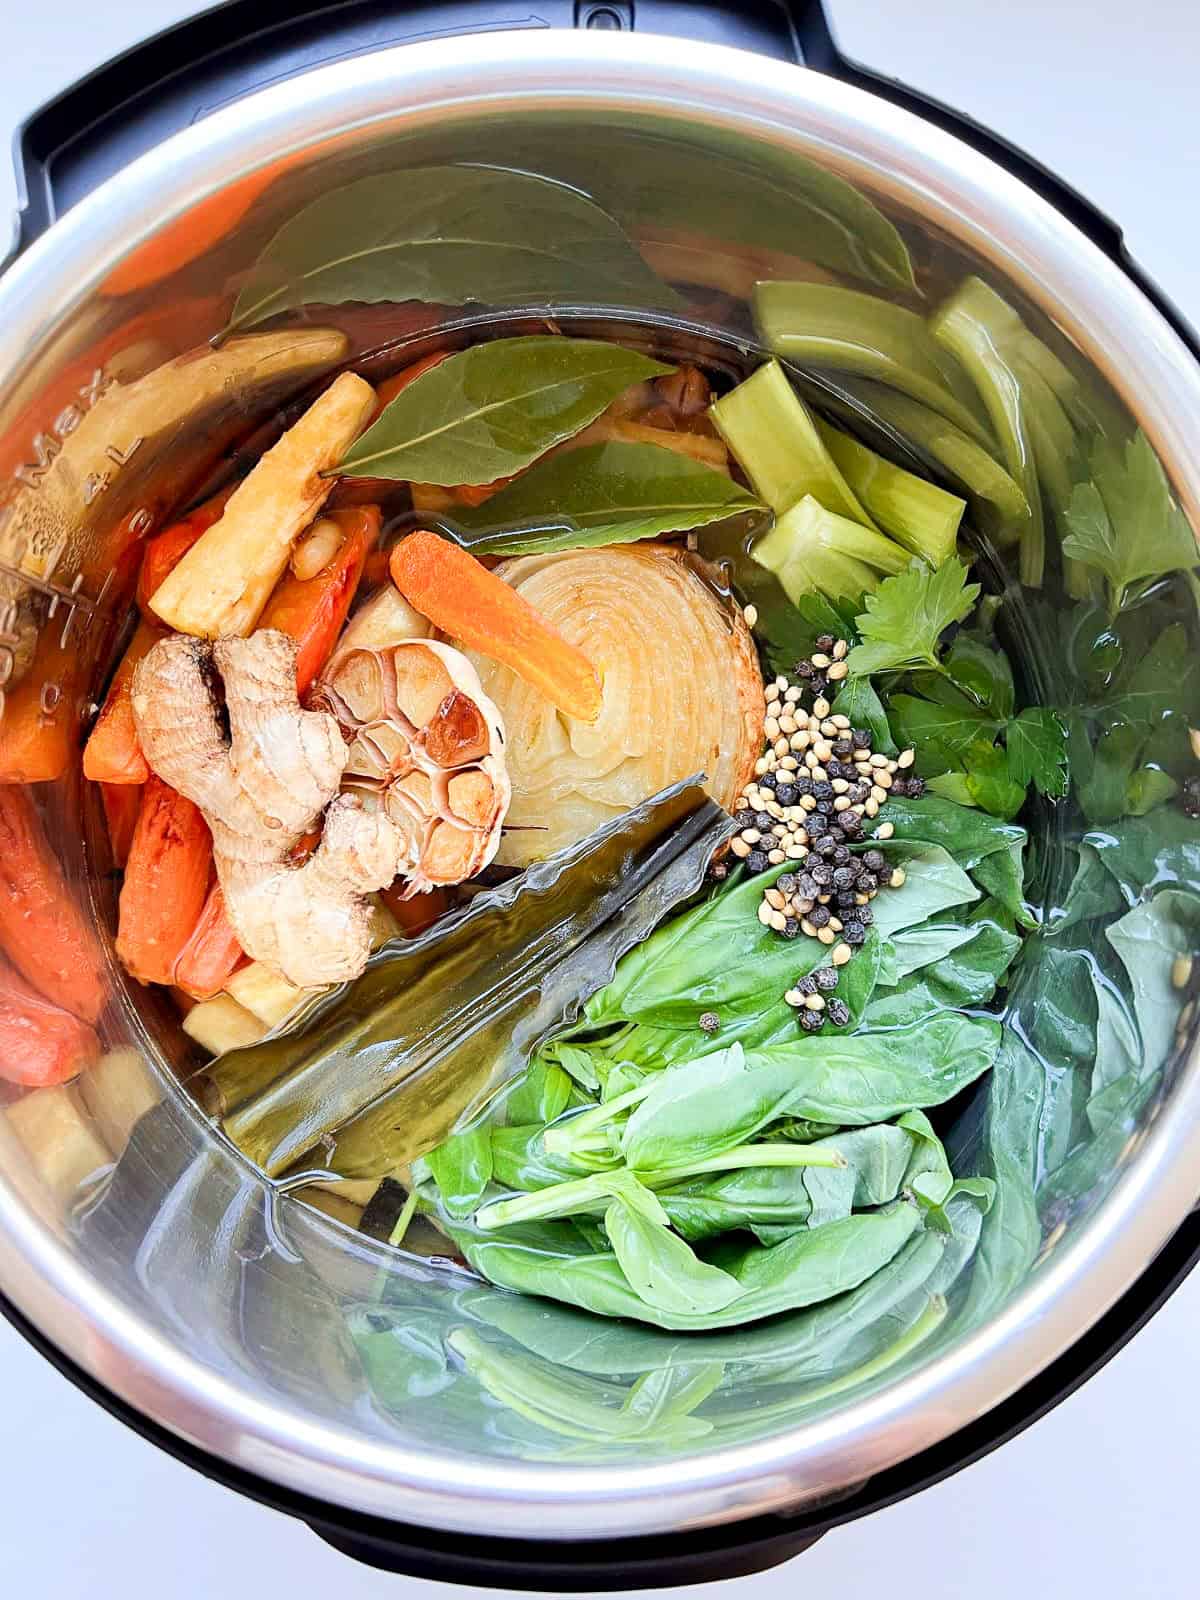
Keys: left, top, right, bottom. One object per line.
{"left": 1, "top": 2, "right": 1198, "bottom": 1595}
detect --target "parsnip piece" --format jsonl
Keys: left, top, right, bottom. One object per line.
{"left": 6, "top": 1086, "right": 112, "bottom": 1208}
{"left": 184, "top": 993, "right": 266, "bottom": 1055}
{"left": 225, "top": 962, "right": 308, "bottom": 1030}
{"left": 77, "top": 1047, "right": 161, "bottom": 1155}
{"left": 149, "top": 372, "right": 376, "bottom": 637}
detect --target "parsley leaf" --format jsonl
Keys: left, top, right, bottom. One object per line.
{"left": 1061, "top": 431, "right": 1196, "bottom": 608}
{"left": 1006, "top": 707, "right": 1069, "bottom": 798}
{"left": 846, "top": 560, "right": 981, "bottom": 678}
{"left": 963, "top": 740, "right": 1027, "bottom": 820}
{"left": 889, "top": 694, "right": 1001, "bottom": 775}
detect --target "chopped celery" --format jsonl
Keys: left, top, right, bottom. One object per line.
{"left": 837, "top": 380, "right": 1030, "bottom": 537}
{"left": 931, "top": 278, "right": 1046, "bottom": 588}
{"left": 754, "top": 280, "right": 993, "bottom": 447}
{"left": 815, "top": 418, "right": 964, "bottom": 566}
{"left": 752, "top": 495, "right": 910, "bottom": 604}
{"left": 710, "top": 359, "right": 877, "bottom": 525}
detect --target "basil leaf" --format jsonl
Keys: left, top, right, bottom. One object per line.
{"left": 972, "top": 840, "right": 1033, "bottom": 926}
{"left": 1105, "top": 888, "right": 1200, "bottom": 1075}
{"left": 833, "top": 677, "right": 896, "bottom": 754}
{"left": 425, "top": 1125, "right": 494, "bottom": 1220}
{"left": 340, "top": 338, "right": 670, "bottom": 484}
{"left": 866, "top": 792, "right": 1027, "bottom": 870}
{"left": 864, "top": 842, "right": 980, "bottom": 938}
{"left": 861, "top": 902, "right": 1020, "bottom": 1028}
{"left": 453, "top": 442, "right": 763, "bottom": 553}
{"left": 227, "top": 165, "right": 679, "bottom": 334}
{"left": 506, "top": 1059, "right": 574, "bottom": 1128}
{"left": 880, "top": 920, "right": 979, "bottom": 985}
{"left": 605, "top": 1195, "right": 742, "bottom": 1315}
{"left": 1083, "top": 809, "right": 1200, "bottom": 907}
{"left": 659, "top": 1166, "right": 814, "bottom": 1244}
{"left": 801, "top": 1123, "right": 916, "bottom": 1228}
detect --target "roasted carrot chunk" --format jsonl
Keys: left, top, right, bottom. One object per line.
{"left": 116, "top": 777, "right": 213, "bottom": 986}
{"left": 259, "top": 506, "right": 380, "bottom": 693}
{"left": 0, "top": 788, "right": 109, "bottom": 1023}
{"left": 0, "top": 957, "right": 102, "bottom": 1088}
{"left": 100, "top": 782, "right": 142, "bottom": 868}
{"left": 173, "top": 885, "right": 245, "bottom": 1000}
{"left": 389, "top": 531, "right": 603, "bottom": 722}
{"left": 82, "top": 619, "right": 166, "bottom": 785}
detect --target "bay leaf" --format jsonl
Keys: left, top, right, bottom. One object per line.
{"left": 226, "top": 165, "right": 680, "bottom": 334}
{"left": 453, "top": 441, "right": 764, "bottom": 554}
{"left": 340, "top": 337, "right": 670, "bottom": 484}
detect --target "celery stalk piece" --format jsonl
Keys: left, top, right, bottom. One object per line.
{"left": 754, "top": 280, "right": 994, "bottom": 447}
{"left": 835, "top": 380, "right": 1030, "bottom": 539}
{"left": 752, "top": 494, "right": 910, "bottom": 604}
{"left": 815, "top": 417, "right": 964, "bottom": 566}
{"left": 709, "top": 359, "right": 877, "bottom": 525}
{"left": 931, "top": 278, "right": 1046, "bottom": 588}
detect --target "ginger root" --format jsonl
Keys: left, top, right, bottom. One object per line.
{"left": 131, "top": 629, "right": 408, "bottom": 988}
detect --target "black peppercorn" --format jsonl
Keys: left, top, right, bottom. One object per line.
{"left": 852, "top": 728, "right": 872, "bottom": 749}
{"left": 857, "top": 904, "right": 874, "bottom": 926}
{"left": 835, "top": 890, "right": 859, "bottom": 910}
{"left": 734, "top": 809, "right": 755, "bottom": 829}
{"left": 782, "top": 917, "right": 801, "bottom": 939}
{"left": 709, "top": 860, "right": 729, "bottom": 882}
{"left": 814, "top": 799, "right": 834, "bottom": 817}
{"left": 758, "top": 771, "right": 778, "bottom": 791}
{"left": 799, "top": 1008, "right": 824, "bottom": 1032}
{"left": 815, "top": 833, "right": 839, "bottom": 858}
{"left": 831, "top": 843, "right": 851, "bottom": 865}
{"left": 809, "top": 862, "right": 833, "bottom": 887}
{"left": 827, "top": 998, "right": 851, "bottom": 1027}
{"left": 698, "top": 1011, "right": 721, "bottom": 1035}
{"left": 796, "top": 975, "right": 818, "bottom": 996}
{"left": 812, "top": 781, "right": 833, "bottom": 802}
{"left": 906, "top": 775, "right": 926, "bottom": 797}
{"left": 1184, "top": 776, "right": 1200, "bottom": 817}
{"left": 890, "top": 777, "right": 909, "bottom": 798}
{"left": 775, "top": 783, "right": 797, "bottom": 807}
{"left": 831, "top": 866, "right": 857, "bottom": 891}
{"left": 814, "top": 966, "right": 840, "bottom": 992}
{"left": 777, "top": 872, "right": 798, "bottom": 895}
{"left": 857, "top": 871, "right": 879, "bottom": 894}
{"left": 795, "top": 659, "right": 814, "bottom": 679}
{"left": 755, "top": 810, "right": 775, "bottom": 831}
{"left": 838, "top": 812, "right": 863, "bottom": 838}
{"left": 815, "top": 633, "right": 835, "bottom": 653}
{"left": 862, "top": 849, "right": 887, "bottom": 874}
{"left": 793, "top": 776, "right": 814, "bottom": 796}
{"left": 810, "top": 905, "right": 831, "bottom": 928}
{"left": 843, "top": 920, "right": 867, "bottom": 946}
{"left": 849, "top": 784, "right": 871, "bottom": 803}
{"left": 746, "top": 849, "right": 769, "bottom": 873}
{"left": 832, "top": 739, "right": 854, "bottom": 758}
{"left": 797, "top": 873, "right": 819, "bottom": 899}
{"left": 810, "top": 673, "right": 829, "bottom": 696}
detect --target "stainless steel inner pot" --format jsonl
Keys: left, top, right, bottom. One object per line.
{"left": 1, "top": 27, "right": 1199, "bottom": 1550}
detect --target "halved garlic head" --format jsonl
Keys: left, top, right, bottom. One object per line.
{"left": 316, "top": 639, "right": 510, "bottom": 892}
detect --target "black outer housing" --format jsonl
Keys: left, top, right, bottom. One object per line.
{"left": 4, "top": 0, "right": 1200, "bottom": 1586}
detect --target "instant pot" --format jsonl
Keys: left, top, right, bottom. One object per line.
{"left": 2, "top": 1, "right": 1199, "bottom": 1588}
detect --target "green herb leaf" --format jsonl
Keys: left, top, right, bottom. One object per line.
{"left": 425, "top": 1125, "right": 494, "bottom": 1220}
{"left": 846, "top": 560, "right": 980, "bottom": 678}
{"left": 861, "top": 902, "right": 1020, "bottom": 1028}
{"left": 605, "top": 1195, "right": 743, "bottom": 1315}
{"left": 339, "top": 338, "right": 670, "bottom": 484}
{"left": 453, "top": 442, "right": 763, "bottom": 553}
{"left": 1006, "top": 707, "right": 1068, "bottom": 797}
{"left": 863, "top": 843, "right": 980, "bottom": 938}
{"left": 888, "top": 694, "right": 1001, "bottom": 772}
{"left": 941, "top": 635, "right": 1015, "bottom": 718}
{"left": 226, "top": 166, "right": 679, "bottom": 334}
{"left": 1062, "top": 432, "right": 1196, "bottom": 607}
{"left": 833, "top": 676, "right": 896, "bottom": 754}
{"left": 962, "top": 740, "right": 1027, "bottom": 820}
{"left": 1106, "top": 888, "right": 1200, "bottom": 1075}
{"left": 925, "top": 772, "right": 976, "bottom": 806}
{"left": 865, "top": 793, "right": 1026, "bottom": 871}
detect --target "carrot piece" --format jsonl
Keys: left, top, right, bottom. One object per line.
{"left": 82, "top": 619, "right": 166, "bottom": 785}
{"left": 259, "top": 506, "right": 379, "bottom": 693}
{"left": 0, "top": 788, "right": 109, "bottom": 1022}
{"left": 173, "top": 885, "right": 245, "bottom": 1000}
{"left": 0, "top": 956, "right": 102, "bottom": 1088}
{"left": 100, "top": 783, "right": 142, "bottom": 868}
{"left": 116, "top": 777, "right": 213, "bottom": 987}
{"left": 389, "top": 531, "right": 603, "bottom": 723}
{"left": 136, "top": 491, "right": 232, "bottom": 615}
{"left": 369, "top": 351, "right": 449, "bottom": 419}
